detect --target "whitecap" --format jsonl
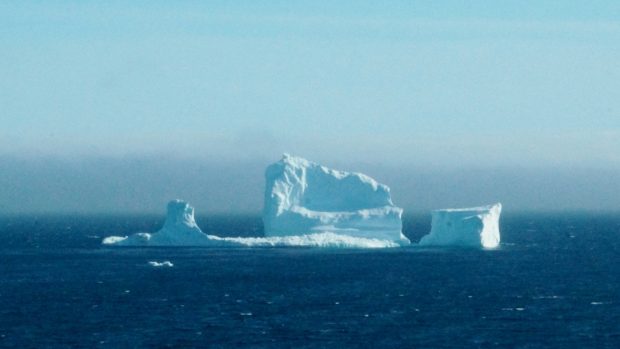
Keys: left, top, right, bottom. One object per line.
{"left": 533, "top": 295, "right": 562, "bottom": 300}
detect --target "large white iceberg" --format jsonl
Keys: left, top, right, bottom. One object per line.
{"left": 263, "top": 154, "right": 409, "bottom": 245}
{"left": 418, "top": 203, "right": 502, "bottom": 248}
{"left": 102, "top": 199, "right": 402, "bottom": 248}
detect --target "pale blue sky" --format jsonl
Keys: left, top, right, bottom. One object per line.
{"left": 1, "top": 1, "right": 619, "bottom": 212}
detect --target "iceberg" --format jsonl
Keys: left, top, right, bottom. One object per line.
{"left": 263, "top": 154, "right": 409, "bottom": 245}
{"left": 418, "top": 203, "right": 502, "bottom": 248}
{"left": 102, "top": 199, "right": 402, "bottom": 248}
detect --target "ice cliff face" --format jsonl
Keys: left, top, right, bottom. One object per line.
{"left": 102, "top": 200, "right": 208, "bottom": 246}
{"left": 263, "top": 154, "right": 409, "bottom": 244}
{"left": 418, "top": 203, "right": 502, "bottom": 248}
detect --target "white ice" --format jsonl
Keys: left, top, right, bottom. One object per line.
{"left": 209, "top": 232, "right": 400, "bottom": 248}
{"left": 102, "top": 199, "right": 402, "bottom": 248}
{"left": 263, "top": 154, "right": 409, "bottom": 245}
{"left": 103, "top": 200, "right": 209, "bottom": 246}
{"left": 418, "top": 203, "right": 502, "bottom": 248}
{"left": 148, "top": 261, "right": 174, "bottom": 267}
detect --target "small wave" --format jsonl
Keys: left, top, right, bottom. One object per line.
{"left": 532, "top": 295, "right": 563, "bottom": 300}
{"left": 501, "top": 307, "right": 525, "bottom": 311}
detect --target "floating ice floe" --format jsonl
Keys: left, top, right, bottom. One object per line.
{"left": 148, "top": 261, "right": 174, "bottom": 267}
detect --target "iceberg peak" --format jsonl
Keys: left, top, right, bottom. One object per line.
{"left": 103, "top": 200, "right": 207, "bottom": 246}
{"left": 163, "top": 199, "right": 200, "bottom": 231}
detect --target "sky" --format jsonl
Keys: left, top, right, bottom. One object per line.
{"left": 1, "top": 1, "right": 619, "bottom": 213}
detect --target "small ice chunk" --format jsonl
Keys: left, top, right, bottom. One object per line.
{"left": 148, "top": 261, "right": 174, "bottom": 267}
{"left": 102, "top": 236, "right": 128, "bottom": 244}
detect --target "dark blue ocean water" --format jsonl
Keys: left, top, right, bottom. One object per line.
{"left": 1, "top": 213, "right": 619, "bottom": 348}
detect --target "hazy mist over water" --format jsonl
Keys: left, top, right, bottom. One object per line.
{"left": 1, "top": 155, "right": 619, "bottom": 214}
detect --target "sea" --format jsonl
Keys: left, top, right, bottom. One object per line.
{"left": 0, "top": 212, "right": 619, "bottom": 348}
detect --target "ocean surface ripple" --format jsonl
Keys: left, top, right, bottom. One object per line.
{"left": 0, "top": 213, "right": 619, "bottom": 348}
